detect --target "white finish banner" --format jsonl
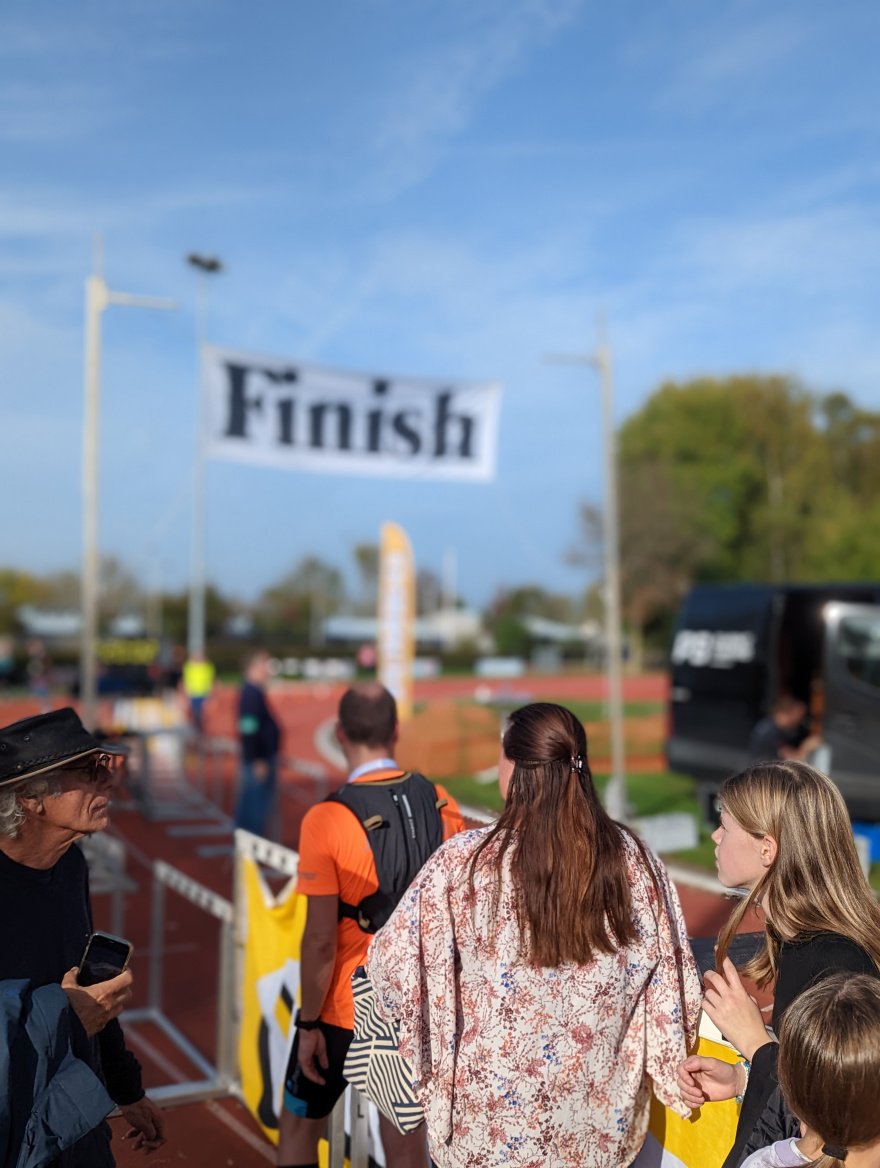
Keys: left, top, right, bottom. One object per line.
{"left": 202, "top": 344, "right": 501, "bottom": 481}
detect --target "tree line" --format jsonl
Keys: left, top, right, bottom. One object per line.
{"left": 5, "top": 374, "right": 875, "bottom": 659}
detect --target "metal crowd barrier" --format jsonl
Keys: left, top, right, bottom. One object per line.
{"left": 123, "top": 859, "right": 235, "bottom": 1105}
{"left": 119, "top": 726, "right": 231, "bottom": 825}
{"left": 79, "top": 831, "right": 137, "bottom": 938}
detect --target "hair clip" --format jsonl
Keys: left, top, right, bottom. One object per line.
{"left": 570, "top": 755, "right": 584, "bottom": 774}
{"left": 822, "top": 1145, "right": 847, "bottom": 1160}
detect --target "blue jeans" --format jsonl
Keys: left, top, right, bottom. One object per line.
{"left": 235, "top": 755, "right": 278, "bottom": 838}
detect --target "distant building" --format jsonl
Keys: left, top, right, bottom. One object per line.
{"left": 323, "top": 607, "right": 485, "bottom": 651}
{"left": 17, "top": 605, "right": 83, "bottom": 640}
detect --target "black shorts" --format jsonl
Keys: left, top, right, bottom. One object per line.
{"left": 283, "top": 1021, "right": 353, "bottom": 1120}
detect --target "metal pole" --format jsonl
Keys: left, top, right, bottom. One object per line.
{"left": 80, "top": 245, "right": 107, "bottom": 731}
{"left": 349, "top": 1088, "right": 370, "bottom": 1168}
{"left": 186, "top": 254, "right": 223, "bottom": 659}
{"left": 149, "top": 872, "right": 165, "bottom": 1013}
{"left": 187, "top": 274, "right": 209, "bottom": 659}
{"left": 596, "top": 320, "right": 627, "bottom": 821}
{"left": 79, "top": 239, "right": 178, "bottom": 729}
{"left": 544, "top": 318, "right": 628, "bottom": 821}
{"left": 216, "top": 916, "right": 234, "bottom": 1083}
{"left": 328, "top": 1096, "right": 346, "bottom": 1168}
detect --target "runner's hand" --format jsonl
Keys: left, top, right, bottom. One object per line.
{"left": 62, "top": 967, "right": 133, "bottom": 1037}
{"left": 677, "top": 1056, "right": 744, "bottom": 1108}
{"left": 298, "top": 1027, "right": 329, "bottom": 1085}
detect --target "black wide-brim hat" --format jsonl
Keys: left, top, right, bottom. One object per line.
{"left": 0, "top": 707, "right": 126, "bottom": 788}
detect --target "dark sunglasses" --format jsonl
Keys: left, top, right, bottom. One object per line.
{"left": 63, "top": 753, "right": 116, "bottom": 783}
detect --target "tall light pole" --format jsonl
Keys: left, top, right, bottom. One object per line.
{"left": 546, "top": 317, "right": 627, "bottom": 821}
{"left": 80, "top": 236, "right": 179, "bottom": 730}
{"left": 186, "top": 253, "right": 223, "bottom": 661}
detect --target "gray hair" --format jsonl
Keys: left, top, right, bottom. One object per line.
{"left": 0, "top": 773, "right": 64, "bottom": 839}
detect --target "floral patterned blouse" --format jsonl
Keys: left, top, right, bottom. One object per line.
{"left": 367, "top": 826, "right": 701, "bottom": 1168}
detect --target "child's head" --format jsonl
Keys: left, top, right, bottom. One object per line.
{"left": 714, "top": 761, "right": 880, "bottom": 986}
{"left": 778, "top": 973, "right": 880, "bottom": 1167}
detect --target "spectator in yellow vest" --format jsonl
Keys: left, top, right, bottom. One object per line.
{"left": 182, "top": 653, "right": 215, "bottom": 734}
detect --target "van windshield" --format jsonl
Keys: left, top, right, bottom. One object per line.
{"left": 840, "top": 614, "right": 880, "bottom": 689}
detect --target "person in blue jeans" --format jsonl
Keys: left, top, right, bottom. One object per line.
{"left": 235, "top": 650, "right": 281, "bottom": 839}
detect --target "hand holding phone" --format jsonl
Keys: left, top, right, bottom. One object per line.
{"left": 62, "top": 931, "right": 135, "bottom": 1037}
{"left": 77, "top": 932, "right": 133, "bottom": 987}
{"left": 62, "top": 966, "right": 133, "bottom": 1037}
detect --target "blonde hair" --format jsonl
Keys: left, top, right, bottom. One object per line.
{"left": 778, "top": 973, "right": 880, "bottom": 1168}
{"left": 715, "top": 760, "right": 880, "bottom": 987}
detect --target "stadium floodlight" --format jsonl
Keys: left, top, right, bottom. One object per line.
{"left": 187, "top": 253, "right": 223, "bottom": 274}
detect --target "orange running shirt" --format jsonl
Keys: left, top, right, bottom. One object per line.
{"left": 296, "top": 769, "right": 465, "bottom": 1029}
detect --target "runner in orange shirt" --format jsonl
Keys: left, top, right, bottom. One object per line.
{"left": 277, "top": 682, "right": 464, "bottom": 1168}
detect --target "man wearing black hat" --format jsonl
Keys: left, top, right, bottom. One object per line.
{"left": 0, "top": 708, "right": 166, "bottom": 1166}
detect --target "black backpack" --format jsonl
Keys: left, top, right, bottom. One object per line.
{"left": 326, "top": 771, "right": 447, "bottom": 933}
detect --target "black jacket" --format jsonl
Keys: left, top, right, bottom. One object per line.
{"left": 238, "top": 682, "right": 280, "bottom": 762}
{"left": 0, "top": 844, "right": 143, "bottom": 1167}
{"left": 724, "top": 932, "right": 878, "bottom": 1167}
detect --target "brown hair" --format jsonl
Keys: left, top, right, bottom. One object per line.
{"left": 715, "top": 761, "right": 880, "bottom": 987}
{"left": 778, "top": 973, "right": 880, "bottom": 1168}
{"left": 770, "top": 693, "right": 804, "bottom": 716}
{"left": 468, "top": 702, "right": 657, "bottom": 967}
{"left": 338, "top": 683, "right": 397, "bottom": 748}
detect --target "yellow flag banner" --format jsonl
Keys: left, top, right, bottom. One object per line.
{"left": 237, "top": 853, "right": 307, "bottom": 1144}
{"left": 631, "top": 1034, "right": 741, "bottom": 1168}
{"left": 377, "top": 521, "right": 416, "bottom": 722}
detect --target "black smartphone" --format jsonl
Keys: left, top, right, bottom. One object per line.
{"left": 77, "top": 931, "right": 133, "bottom": 987}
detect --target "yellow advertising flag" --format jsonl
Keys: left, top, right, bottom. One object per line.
{"left": 377, "top": 521, "right": 416, "bottom": 721}
{"left": 631, "top": 1034, "right": 741, "bottom": 1168}
{"left": 238, "top": 855, "right": 307, "bottom": 1144}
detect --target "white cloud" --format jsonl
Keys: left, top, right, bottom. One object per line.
{"left": 353, "top": 0, "right": 585, "bottom": 197}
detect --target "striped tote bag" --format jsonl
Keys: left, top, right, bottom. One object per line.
{"left": 343, "top": 968, "right": 425, "bottom": 1133}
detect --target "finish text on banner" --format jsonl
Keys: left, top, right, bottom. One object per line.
{"left": 202, "top": 344, "right": 501, "bottom": 481}
{"left": 377, "top": 522, "right": 416, "bottom": 722}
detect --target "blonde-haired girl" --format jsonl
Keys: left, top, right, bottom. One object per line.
{"left": 677, "top": 760, "right": 880, "bottom": 1166}
{"left": 743, "top": 972, "right": 880, "bottom": 1167}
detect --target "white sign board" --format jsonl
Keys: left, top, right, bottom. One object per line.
{"left": 202, "top": 344, "right": 501, "bottom": 481}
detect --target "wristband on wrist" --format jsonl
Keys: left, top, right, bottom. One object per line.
{"left": 735, "top": 1058, "right": 751, "bottom": 1105}
{"left": 295, "top": 1010, "right": 321, "bottom": 1031}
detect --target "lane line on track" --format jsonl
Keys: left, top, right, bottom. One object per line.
{"left": 123, "top": 1026, "right": 190, "bottom": 1084}
{"left": 205, "top": 1100, "right": 274, "bottom": 1162}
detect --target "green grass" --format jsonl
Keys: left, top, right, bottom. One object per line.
{"left": 441, "top": 766, "right": 720, "bottom": 871}
{"left": 440, "top": 774, "right": 505, "bottom": 814}
{"left": 557, "top": 700, "right": 664, "bottom": 721}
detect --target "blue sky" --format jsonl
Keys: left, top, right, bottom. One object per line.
{"left": 3, "top": 0, "right": 880, "bottom": 607}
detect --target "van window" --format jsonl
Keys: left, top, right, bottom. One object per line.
{"left": 840, "top": 614, "right": 880, "bottom": 689}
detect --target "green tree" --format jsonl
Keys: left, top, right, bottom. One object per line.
{"left": 255, "top": 557, "right": 346, "bottom": 643}
{"left": 485, "top": 585, "right": 577, "bottom": 656}
{"left": 580, "top": 375, "right": 880, "bottom": 645}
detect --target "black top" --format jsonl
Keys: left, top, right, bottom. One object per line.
{"left": 0, "top": 842, "right": 143, "bottom": 1107}
{"left": 239, "top": 681, "right": 280, "bottom": 762}
{"left": 748, "top": 717, "right": 800, "bottom": 762}
{"left": 724, "top": 932, "right": 878, "bottom": 1168}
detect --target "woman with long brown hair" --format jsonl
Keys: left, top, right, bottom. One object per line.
{"left": 367, "top": 702, "right": 701, "bottom": 1168}
{"left": 677, "top": 760, "right": 880, "bottom": 1167}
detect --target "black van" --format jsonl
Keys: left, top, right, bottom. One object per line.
{"left": 667, "top": 583, "right": 880, "bottom": 819}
